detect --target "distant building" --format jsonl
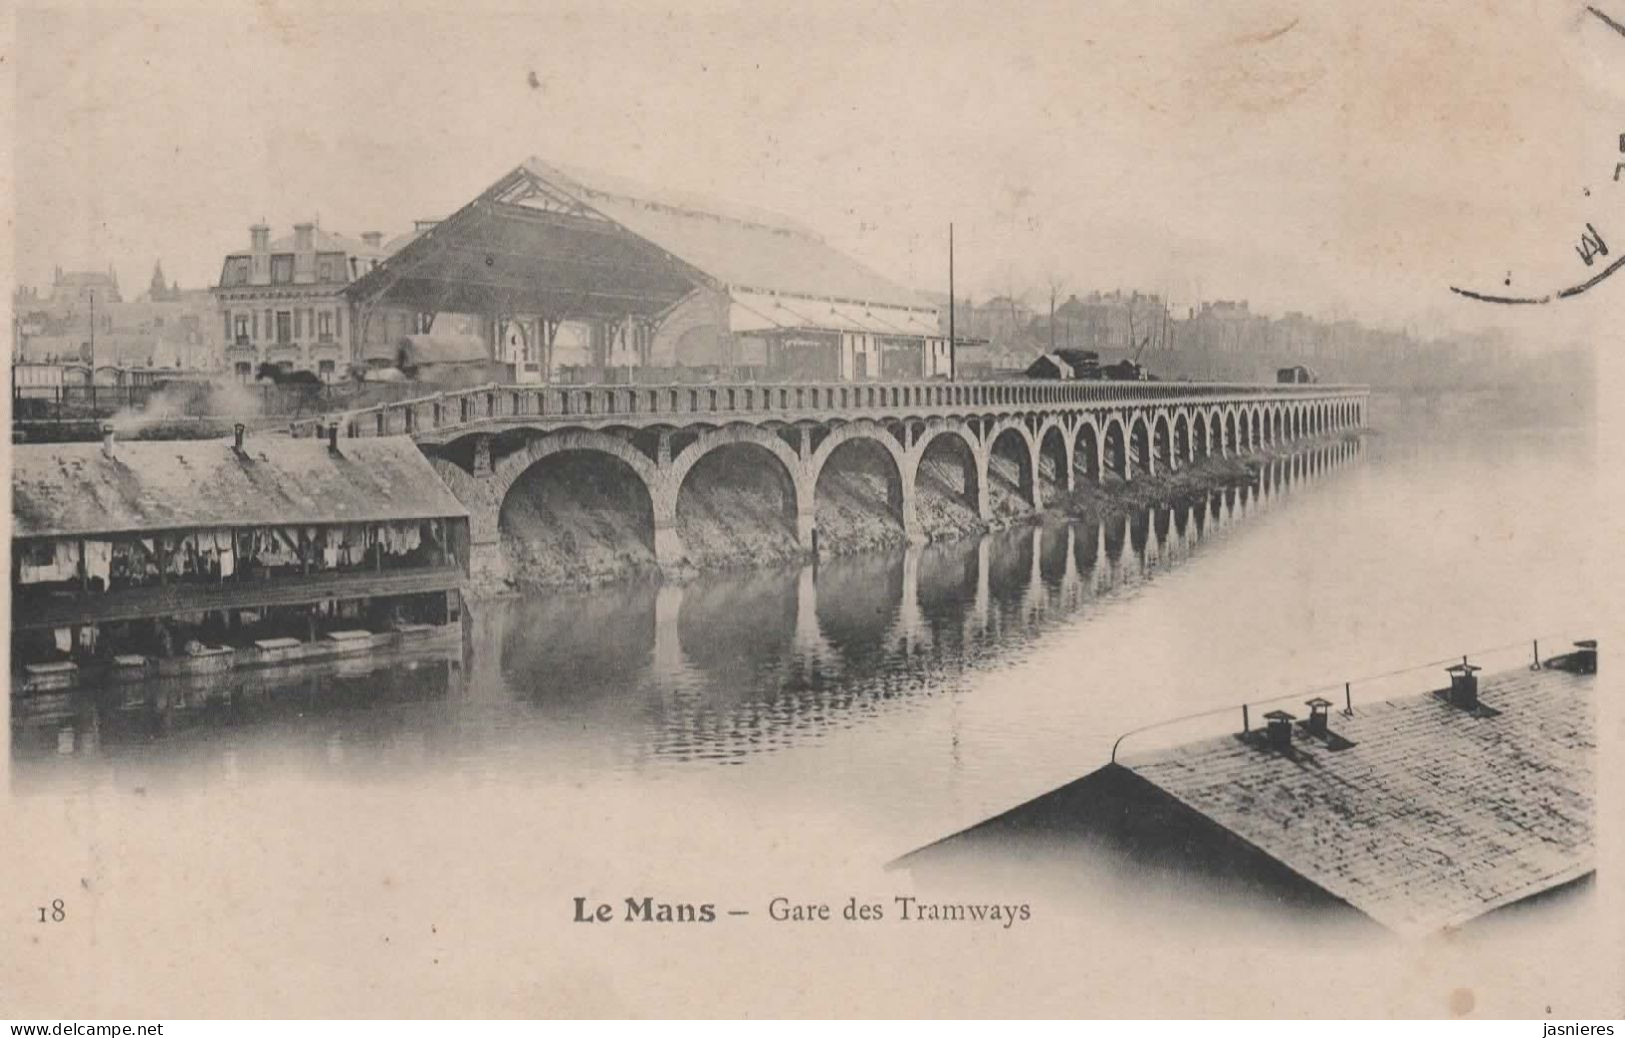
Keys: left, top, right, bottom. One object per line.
{"left": 13, "top": 261, "right": 215, "bottom": 369}
{"left": 48, "top": 265, "right": 123, "bottom": 307}
{"left": 1179, "top": 299, "right": 1270, "bottom": 354}
{"left": 146, "top": 260, "right": 182, "bottom": 302}
{"left": 1043, "top": 290, "right": 1173, "bottom": 355}
{"left": 212, "top": 222, "right": 396, "bottom": 382}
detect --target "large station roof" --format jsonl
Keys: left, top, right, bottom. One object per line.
{"left": 12, "top": 437, "right": 467, "bottom": 539}
{"left": 345, "top": 157, "right": 935, "bottom": 324}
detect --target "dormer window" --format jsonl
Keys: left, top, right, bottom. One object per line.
{"left": 270, "top": 254, "right": 294, "bottom": 285}
{"left": 221, "top": 256, "right": 251, "bottom": 287}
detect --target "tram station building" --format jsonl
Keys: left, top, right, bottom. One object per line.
{"left": 341, "top": 157, "right": 953, "bottom": 384}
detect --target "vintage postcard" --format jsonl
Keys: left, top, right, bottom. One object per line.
{"left": 3, "top": 0, "right": 1620, "bottom": 1020}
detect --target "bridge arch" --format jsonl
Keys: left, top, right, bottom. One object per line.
{"left": 1102, "top": 415, "right": 1130, "bottom": 481}
{"left": 987, "top": 418, "right": 1040, "bottom": 509}
{"left": 913, "top": 424, "right": 987, "bottom": 520}
{"left": 1173, "top": 411, "right": 1192, "bottom": 465}
{"left": 1036, "top": 419, "right": 1073, "bottom": 503}
{"left": 667, "top": 422, "right": 808, "bottom": 499}
{"left": 1197, "top": 409, "right": 1215, "bottom": 460}
{"left": 483, "top": 428, "right": 668, "bottom": 564}
{"left": 1128, "top": 412, "right": 1153, "bottom": 478}
{"left": 810, "top": 420, "right": 918, "bottom": 539}
{"left": 1152, "top": 411, "right": 1175, "bottom": 472}
{"left": 1220, "top": 407, "right": 1235, "bottom": 455}
{"left": 669, "top": 424, "right": 811, "bottom": 551}
{"left": 1074, "top": 415, "right": 1103, "bottom": 483}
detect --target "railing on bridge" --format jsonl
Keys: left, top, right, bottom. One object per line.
{"left": 289, "top": 379, "right": 1369, "bottom": 440}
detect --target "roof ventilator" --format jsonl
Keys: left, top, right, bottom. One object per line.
{"left": 1446, "top": 661, "right": 1480, "bottom": 709}
{"left": 1263, "top": 710, "right": 1295, "bottom": 751}
{"left": 1436, "top": 660, "right": 1500, "bottom": 717}
{"left": 1573, "top": 640, "right": 1597, "bottom": 674}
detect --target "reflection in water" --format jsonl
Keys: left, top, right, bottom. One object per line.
{"left": 12, "top": 442, "right": 1363, "bottom": 779}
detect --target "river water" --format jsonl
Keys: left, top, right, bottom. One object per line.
{"left": 5, "top": 409, "right": 1608, "bottom": 1016}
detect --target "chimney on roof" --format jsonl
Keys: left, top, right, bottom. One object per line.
{"left": 1573, "top": 640, "right": 1597, "bottom": 674}
{"left": 101, "top": 423, "right": 116, "bottom": 459}
{"left": 233, "top": 422, "right": 246, "bottom": 452}
{"left": 1263, "top": 710, "right": 1295, "bottom": 751}
{"left": 1304, "top": 697, "right": 1333, "bottom": 738}
{"left": 1445, "top": 661, "right": 1481, "bottom": 709}
{"left": 361, "top": 231, "right": 383, "bottom": 248}
{"left": 294, "top": 222, "right": 315, "bottom": 251}
{"left": 250, "top": 224, "right": 270, "bottom": 251}
{"left": 327, "top": 421, "right": 341, "bottom": 453}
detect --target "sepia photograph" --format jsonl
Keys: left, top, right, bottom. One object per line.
{"left": 3, "top": 0, "right": 1620, "bottom": 1022}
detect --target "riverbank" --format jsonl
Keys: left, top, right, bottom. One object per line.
{"left": 490, "top": 431, "right": 1364, "bottom": 594}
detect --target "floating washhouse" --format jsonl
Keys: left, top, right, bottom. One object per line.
{"left": 10, "top": 426, "right": 470, "bottom": 691}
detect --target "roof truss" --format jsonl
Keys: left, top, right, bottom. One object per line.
{"left": 344, "top": 165, "right": 714, "bottom": 320}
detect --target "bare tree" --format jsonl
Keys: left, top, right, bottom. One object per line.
{"left": 1045, "top": 273, "right": 1067, "bottom": 354}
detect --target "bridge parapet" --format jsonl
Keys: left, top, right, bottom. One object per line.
{"left": 289, "top": 379, "right": 1369, "bottom": 441}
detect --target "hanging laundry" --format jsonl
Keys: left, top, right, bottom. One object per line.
{"left": 53, "top": 627, "right": 72, "bottom": 654}
{"left": 83, "top": 541, "right": 113, "bottom": 588}
{"left": 55, "top": 540, "right": 82, "bottom": 580}
{"left": 18, "top": 541, "right": 56, "bottom": 583}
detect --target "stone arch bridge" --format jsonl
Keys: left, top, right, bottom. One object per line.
{"left": 294, "top": 379, "right": 1367, "bottom": 579}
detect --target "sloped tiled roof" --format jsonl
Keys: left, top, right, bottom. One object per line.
{"left": 263, "top": 227, "right": 388, "bottom": 261}
{"left": 1122, "top": 666, "right": 1595, "bottom": 935}
{"left": 12, "top": 437, "right": 467, "bottom": 539}
{"left": 222, "top": 228, "right": 394, "bottom": 265}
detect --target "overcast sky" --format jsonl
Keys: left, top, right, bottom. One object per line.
{"left": 9, "top": 0, "right": 1622, "bottom": 347}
